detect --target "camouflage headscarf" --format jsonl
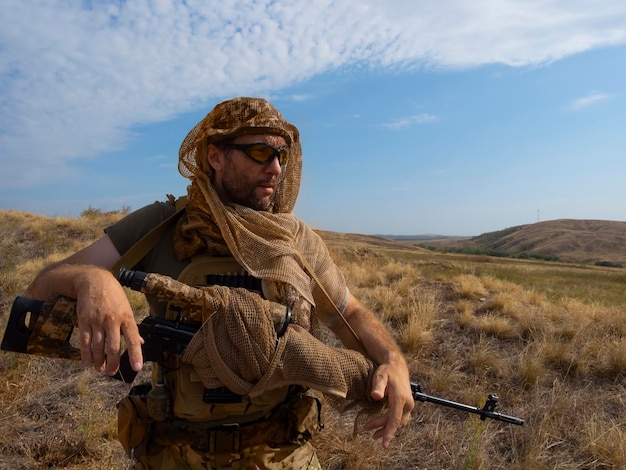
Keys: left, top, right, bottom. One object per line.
{"left": 178, "top": 97, "right": 302, "bottom": 214}
{"left": 173, "top": 97, "right": 347, "bottom": 313}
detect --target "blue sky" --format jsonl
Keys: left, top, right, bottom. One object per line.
{"left": 1, "top": 1, "right": 625, "bottom": 236}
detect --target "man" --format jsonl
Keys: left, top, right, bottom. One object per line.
{"left": 25, "top": 97, "right": 414, "bottom": 469}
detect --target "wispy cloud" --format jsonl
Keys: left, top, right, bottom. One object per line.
{"left": 1, "top": 0, "right": 626, "bottom": 188}
{"left": 382, "top": 114, "right": 440, "bottom": 130}
{"left": 567, "top": 91, "right": 612, "bottom": 110}
{"left": 285, "top": 94, "right": 314, "bottom": 103}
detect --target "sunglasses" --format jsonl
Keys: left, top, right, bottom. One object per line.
{"left": 223, "top": 142, "right": 290, "bottom": 166}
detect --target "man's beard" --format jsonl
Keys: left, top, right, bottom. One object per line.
{"left": 222, "top": 171, "right": 276, "bottom": 210}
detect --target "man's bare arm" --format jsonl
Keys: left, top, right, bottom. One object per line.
{"left": 330, "top": 294, "right": 415, "bottom": 448}
{"left": 24, "top": 235, "right": 144, "bottom": 375}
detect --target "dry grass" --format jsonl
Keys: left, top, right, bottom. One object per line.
{"left": 1, "top": 210, "right": 625, "bottom": 469}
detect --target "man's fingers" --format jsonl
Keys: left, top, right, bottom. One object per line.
{"left": 364, "top": 369, "right": 414, "bottom": 448}
{"left": 73, "top": 275, "right": 139, "bottom": 375}
{"left": 363, "top": 414, "right": 396, "bottom": 449}
{"left": 90, "top": 329, "right": 106, "bottom": 372}
{"left": 370, "top": 368, "right": 388, "bottom": 401}
{"left": 79, "top": 326, "right": 93, "bottom": 367}
{"left": 122, "top": 322, "right": 144, "bottom": 372}
{"left": 370, "top": 382, "right": 386, "bottom": 401}
{"left": 363, "top": 414, "right": 386, "bottom": 432}
{"left": 104, "top": 326, "right": 122, "bottom": 375}
{"left": 401, "top": 403, "right": 413, "bottom": 426}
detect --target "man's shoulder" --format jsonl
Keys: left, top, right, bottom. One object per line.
{"left": 104, "top": 195, "right": 182, "bottom": 241}
{"left": 124, "top": 196, "right": 181, "bottom": 224}
{"left": 103, "top": 195, "right": 186, "bottom": 268}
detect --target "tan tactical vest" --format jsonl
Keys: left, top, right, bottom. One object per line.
{"left": 112, "top": 197, "right": 290, "bottom": 424}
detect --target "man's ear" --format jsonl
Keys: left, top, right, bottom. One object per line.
{"left": 207, "top": 144, "right": 225, "bottom": 172}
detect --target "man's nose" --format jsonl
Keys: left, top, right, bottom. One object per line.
{"left": 264, "top": 155, "right": 282, "bottom": 175}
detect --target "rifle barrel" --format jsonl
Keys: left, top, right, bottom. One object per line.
{"left": 411, "top": 383, "right": 524, "bottom": 426}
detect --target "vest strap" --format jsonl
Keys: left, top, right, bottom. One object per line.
{"left": 110, "top": 196, "right": 188, "bottom": 276}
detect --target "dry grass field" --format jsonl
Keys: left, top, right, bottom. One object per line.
{"left": 1, "top": 209, "right": 625, "bottom": 469}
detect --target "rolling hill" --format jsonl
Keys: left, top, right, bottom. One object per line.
{"left": 393, "top": 219, "right": 626, "bottom": 265}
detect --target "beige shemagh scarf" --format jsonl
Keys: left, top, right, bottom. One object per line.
{"left": 173, "top": 166, "right": 342, "bottom": 309}
{"left": 172, "top": 173, "right": 373, "bottom": 400}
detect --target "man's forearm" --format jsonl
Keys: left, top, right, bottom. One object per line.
{"left": 25, "top": 235, "right": 122, "bottom": 301}
{"left": 25, "top": 261, "right": 83, "bottom": 300}
{"left": 331, "top": 294, "right": 405, "bottom": 367}
{"left": 25, "top": 262, "right": 111, "bottom": 301}
{"left": 333, "top": 293, "right": 414, "bottom": 448}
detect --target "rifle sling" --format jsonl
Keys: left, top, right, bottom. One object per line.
{"left": 293, "top": 246, "right": 367, "bottom": 357}
{"left": 110, "top": 196, "right": 188, "bottom": 276}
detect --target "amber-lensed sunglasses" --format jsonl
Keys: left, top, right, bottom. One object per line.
{"left": 223, "top": 142, "right": 290, "bottom": 166}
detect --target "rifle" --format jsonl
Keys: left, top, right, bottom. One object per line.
{"left": 1, "top": 269, "right": 524, "bottom": 425}
{"left": 410, "top": 383, "right": 524, "bottom": 425}
{"left": 0, "top": 292, "right": 196, "bottom": 383}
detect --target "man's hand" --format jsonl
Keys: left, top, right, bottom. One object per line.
{"left": 75, "top": 268, "right": 144, "bottom": 375}
{"left": 330, "top": 294, "right": 415, "bottom": 448}
{"left": 363, "top": 358, "right": 415, "bottom": 448}
{"left": 24, "top": 236, "right": 144, "bottom": 376}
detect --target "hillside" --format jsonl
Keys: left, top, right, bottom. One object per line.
{"left": 409, "top": 219, "right": 626, "bottom": 265}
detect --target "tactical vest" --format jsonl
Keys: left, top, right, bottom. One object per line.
{"left": 112, "top": 197, "right": 290, "bottom": 424}
{"left": 160, "top": 254, "right": 290, "bottom": 423}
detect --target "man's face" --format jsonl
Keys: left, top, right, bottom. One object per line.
{"left": 210, "top": 134, "right": 287, "bottom": 210}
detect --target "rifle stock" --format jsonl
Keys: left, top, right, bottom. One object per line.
{"left": 1, "top": 295, "right": 81, "bottom": 360}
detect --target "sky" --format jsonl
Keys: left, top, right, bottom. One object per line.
{"left": 1, "top": 1, "right": 625, "bottom": 236}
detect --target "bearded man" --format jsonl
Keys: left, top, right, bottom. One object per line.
{"left": 25, "top": 97, "right": 414, "bottom": 469}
